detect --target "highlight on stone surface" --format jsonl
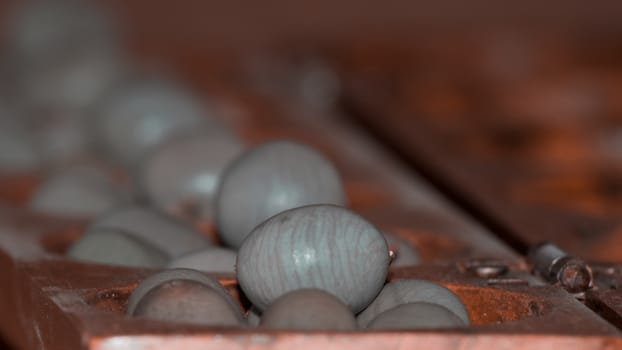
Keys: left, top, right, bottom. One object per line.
{"left": 237, "top": 204, "right": 389, "bottom": 313}
{"left": 216, "top": 140, "right": 346, "bottom": 248}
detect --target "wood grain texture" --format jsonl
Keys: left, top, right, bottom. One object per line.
{"left": 260, "top": 289, "right": 356, "bottom": 330}
{"left": 67, "top": 227, "right": 167, "bottom": 267}
{"left": 216, "top": 141, "right": 346, "bottom": 248}
{"left": 127, "top": 269, "right": 244, "bottom": 326}
{"left": 168, "top": 247, "right": 237, "bottom": 274}
{"left": 357, "top": 279, "right": 470, "bottom": 327}
{"left": 93, "top": 77, "right": 220, "bottom": 165}
{"left": 237, "top": 204, "right": 389, "bottom": 313}
{"left": 368, "top": 302, "right": 465, "bottom": 330}
{"left": 89, "top": 205, "right": 212, "bottom": 258}
{"left": 138, "top": 128, "right": 244, "bottom": 220}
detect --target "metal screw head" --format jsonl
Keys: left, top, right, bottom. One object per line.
{"left": 557, "top": 258, "right": 593, "bottom": 294}
{"left": 528, "top": 242, "right": 594, "bottom": 294}
{"left": 388, "top": 249, "right": 397, "bottom": 262}
{"left": 463, "top": 259, "right": 509, "bottom": 278}
{"left": 528, "top": 242, "right": 566, "bottom": 282}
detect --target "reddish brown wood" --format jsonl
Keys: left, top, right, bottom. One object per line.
{"left": 0, "top": 84, "right": 526, "bottom": 349}
{"left": 1, "top": 1, "right": 622, "bottom": 348}
{"left": 0, "top": 214, "right": 618, "bottom": 349}
{"left": 339, "top": 40, "right": 622, "bottom": 263}
{"left": 335, "top": 34, "right": 622, "bottom": 337}
{"left": 0, "top": 87, "right": 618, "bottom": 347}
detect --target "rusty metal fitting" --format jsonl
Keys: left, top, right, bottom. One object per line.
{"left": 555, "top": 257, "right": 594, "bottom": 294}
{"left": 528, "top": 242, "right": 593, "bottom": 294}
{"left": 461, "top": 258, "right": 509, "bottom": 278}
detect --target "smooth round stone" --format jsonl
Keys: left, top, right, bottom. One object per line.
{"left": 127, "top": 269, "right": 244, "bottom": 326}
{"left": 167, "top": 247, "right": 237, "bottom": 274}
{"left": 357, "top": 279, "right": 470, "bottom": 327}
{"left": 30, "top": 164, "right": 129, "bottom": 218}
{"left": 6, "top": 0, "right": 118, "bottom": 65}
{"left": 237, "top": 205, "right": 389, "bottom": 313}
{"left": 260, "top": 289, "right": 356, "bottom": 330}
{"left": 89, "top": 205, "right": 212, "bottom": 258}
{"left": 21, "top": 48, "right": 127, "bottom": 111}
{"left": 367, "top": 302, "right": 466, "bottom": 330}
{"left": 138, "top": 128, "right": 244, "bottom": 219}
{"left": 0, "top": 118, "right": 40, "bottom": 172}
{"left": 384, "top": 233, "right": 420, "bottom": 267}
{"left": 0, "top": 105, "right": 90, "bottom": 168}
{"left": 67, "top": 228, "right": 167, "bottom": 268}
{"left": 0, "top": 109, "right": 91, "bottom": 170}
{"left": 30, "top": 112, "right": 92, "bottom": 165}
{"left": 246, "top": 307, "right": 262, "bottom": 327}
{"left": 216, "top": 140, "right": 346, "bottom": 248}
{"left": 298, "top": 60, "right": 341, "bottom": 111}
{"left": 93, "top": 78, "right": 219, "bottom": 165}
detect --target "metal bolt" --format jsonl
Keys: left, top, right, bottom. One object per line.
{"left": 528, "top": 242, "right": 593, "bottom": 294}
{"left": 556, "top": 257, "right": 594, "bottom": 294}
{"left": 462, "top": 259, "right": 509, "bottom": 278}
{"left": 388, "top": 249, "right": 397, "bottom": 262}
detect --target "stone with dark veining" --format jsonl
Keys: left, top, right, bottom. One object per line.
{"left": 216, "top": 140, "right": 346, "bottom": 248}
{"left": 237, "top": 204, "right": 388, "bottom": 313}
